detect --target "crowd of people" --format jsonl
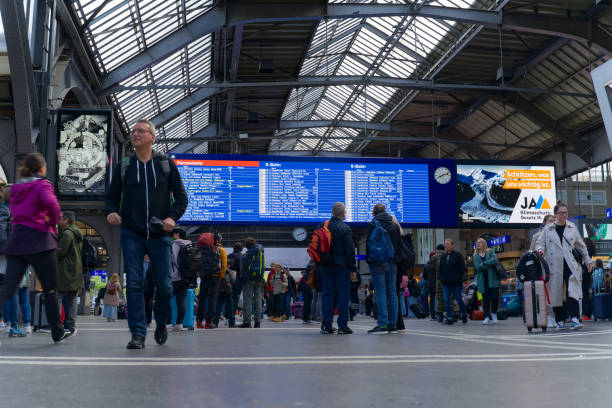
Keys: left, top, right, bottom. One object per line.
{"left": 0, "top": 118, "right": 602, "bottom": 350}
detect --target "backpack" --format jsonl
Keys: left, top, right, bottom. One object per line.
{"left": 307, "top": 220, "right": 332, "bottom": 265}
{"left": 106, "top": 283, "right": 117, "bottom": 296}
{"left": 516, "top": 251, "right": 550, "bottom": 282}
{"left": 246, "top": 244, "right": 265, "bottom": 280}
{"left": 398, "top": 233, "right": 416, "bottom": 270}
{"left": 198, "top": 233, "right": 220, "bottom": 277}
{"left": 97, "top": 287, "right": 106, "bottom": 300}
{"left": 177, "top": 243, "right": 202, "bottom": 281}
{"left": 0, "top": 205, "right": 11, "bottom": 249}
{"left": 228, "top": 251, "right": 241, "bottom": 272}
{"left": 218, "top": 273, "right": 232, "bottom": 295}
{"left": 367, "top": 219, "right": 395, "bottom": 264}
{"left": 82, "top": 238, "right": 98, "bottom": 270}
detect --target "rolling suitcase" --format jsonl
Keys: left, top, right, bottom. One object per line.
{"left": 524, "top": 280, "right": 547, "bottom": 332}
{"left": 171, "top": 289, "right": 195, "bottom": 330}
{"left": 32, "top": 292, "right": 62, "bottom": 331}
{"left": 592, "top": 293, "right": 611, "bottom": 321}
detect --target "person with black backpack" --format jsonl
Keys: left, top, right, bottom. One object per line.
{"left": 227, "top": 242, "right": 243, "bottom": 318}
{"left": 196, "top": 232, "right": 227, "bottom": 329}
{"left": 105, "top": 119, "right": 188, "bottom": 349}
{"left": 170, "top": 228, "right": 193, "bottom": 331}
{"left": 366, "top": 203, "right": 401, "bottom": 334}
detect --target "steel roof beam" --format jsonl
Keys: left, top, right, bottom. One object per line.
{"left": 97, "top": 6, "right": 226, "bottom": 93}
{"left": 507, "top": 94, "right": 586, "bottom": 155}
{"left": 99, "top": 77, "right": 595, "bottom": 99}
{"left": 224, "top": 25, "right": 244, "bottom": 129}
{"left": 1, "top": 0, "right": 40, "bottom": 154}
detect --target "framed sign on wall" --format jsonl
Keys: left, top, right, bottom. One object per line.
{"left": 56, "top": 109, "right": 112, "bottom": 197}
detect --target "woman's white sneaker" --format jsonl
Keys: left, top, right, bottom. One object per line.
{"left": 482, "top": 317, "right": 490, "bottom": 325}
{"left": 491, "top": 314, "right": 498, "bottom": 324}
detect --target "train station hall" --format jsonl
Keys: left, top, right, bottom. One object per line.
{"left": 1, "top": 1, "right": 612, "bottom": 407}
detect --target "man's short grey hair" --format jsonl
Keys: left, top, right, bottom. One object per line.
{"left": 135, "top": 119, "right": 156, "bottom": 136}
{"left": 332, "top": 202, "right": 345, "bottom": 217}
{"left": 373, "top": 203, "right": 386, "bottom": 215}
{"left": 62, "top": 211, "right": 76, "bottom": 224}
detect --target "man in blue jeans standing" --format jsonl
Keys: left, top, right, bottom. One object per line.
{"left": 439, "top": 238, "right": 468, "bottom": 325}
{"left": 366, "top": 204, "right": 402, "bottom": 334}
{"left": 320, "top": 202, "right": 356, "bottom": 335}
{"left": 105, "top": 119, "right": 188, "bottom": 349}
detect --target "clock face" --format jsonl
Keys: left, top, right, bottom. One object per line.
{"left": 292, "top": 227, "right": 308, "bottom": 242}
{"left": 434, "top": 166, "right": 451, "bottom": 184}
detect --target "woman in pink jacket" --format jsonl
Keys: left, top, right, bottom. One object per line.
{"left": 0, "top": 153, "right": 70, "bottom": 343}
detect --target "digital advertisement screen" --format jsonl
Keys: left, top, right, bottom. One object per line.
{"left": 56, "top": 109, "right": 111, "bottom": 196}
{"left": 582, "top": 221, "right": 612, "bottom": 255}
{"left": 171, "top": 154, "right": 457, "bottom": 226}
{"left": 456, "top": 161, "right": 556, "bottom": 225}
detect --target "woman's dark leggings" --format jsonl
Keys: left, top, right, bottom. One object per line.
{"left": 0, "top": 251, "right": 64, "bottom": 341}
{"left": 553, "top": 263, "right": 579, "bottom": 322}
{"left": 482, "top": 287, "right": 499, "bottom": 318}
{"left": 173, "top": 280, "right": 189, "bottom": 325}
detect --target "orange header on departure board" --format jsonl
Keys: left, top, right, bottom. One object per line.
{"left": 173, "top": 160, "right": 260, "bottom": 167}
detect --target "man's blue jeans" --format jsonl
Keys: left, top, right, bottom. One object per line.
{"left": 369, "top": 262, "right": 398, "bottom": 328}
{"left": 320, "top": 266, "right": 350, "bottom": 329}
{"left": 442, "top": 284, "right": 466, "bottom": 320}
{"left": 121, "top": 229, "right": 173, "bottom": 338}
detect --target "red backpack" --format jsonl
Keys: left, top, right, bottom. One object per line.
{"left": 307, "top": 220, "right": 333, "bottom": 265}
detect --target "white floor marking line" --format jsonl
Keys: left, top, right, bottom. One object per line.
{"left": 1, "top": 354, "right": 612, "bottom": 366}
{"left": 1, "top": 352, "right": 606, "bottom": 361}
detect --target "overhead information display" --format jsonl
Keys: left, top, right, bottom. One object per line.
{"left": 171, "top": 154, "right": 456, "bottom": 226}
{"left": 456, "top": 161, "right": 556, "bottom": 225}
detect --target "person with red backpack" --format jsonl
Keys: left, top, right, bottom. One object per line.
{"left": 196, "top": 232, "right": 227, "bottom": 329}
{"left": 315, "top": 202, "right": 356, "bottom": 335}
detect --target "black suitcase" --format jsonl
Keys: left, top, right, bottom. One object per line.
{"left": 592, "top": 293, "right": 611, "bottom": 321}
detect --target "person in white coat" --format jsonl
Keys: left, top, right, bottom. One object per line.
{"left": 536, "top": 202, "right": 592, "bottom": 330}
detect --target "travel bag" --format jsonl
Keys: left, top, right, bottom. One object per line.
{"left": 409, "top": 303, "right": 427, "bottom": 319}
{"left": 523, "top": 280, "right": 547, "bottom": 332}
{"left": 171, "top": 288, "right": 196, "bottom": 329}
{"left": 592, "top": 293, "right": 611, "bottom": 322}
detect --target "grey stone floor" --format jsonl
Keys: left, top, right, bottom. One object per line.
{"left": 1, "top": 314, "right": 612, "bottom": 408}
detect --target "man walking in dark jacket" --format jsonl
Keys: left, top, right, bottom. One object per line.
{"left": 439, "top": 238, "right": 468, "bottom": 325}
{"left": 105, "top": 119, "right": 188, "bottom": 349}
{"left": 423, "top": 255, "right": 437, "bottom": 320}
{"left": 366, "top": 203, "right": 402, "bottom": 334}
{"left": 320, "top": 202, "right": 356, "bottom": 335}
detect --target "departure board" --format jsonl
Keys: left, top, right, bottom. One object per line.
{"left": 171, "top": 154, "right": 457, "bottom": 226}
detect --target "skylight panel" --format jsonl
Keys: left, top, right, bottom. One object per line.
{"left": 191, "top": 101, "right": 210, "bottom": 133}
{"left": 192, "top": 142, "right": 209, "bottom": 154}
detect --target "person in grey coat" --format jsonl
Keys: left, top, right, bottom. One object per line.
{"left": 536, "top": 202, "right": 592, "bottom": 330}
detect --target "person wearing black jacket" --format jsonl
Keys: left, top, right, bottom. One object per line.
{"left": 439, "top": 238, "right": 468, "bottom": 325}
{"left": 298, "top": 267, "right": 313, "bottom": 324}
{"left": 105, "top": 119, "right": 188, "bottom": 349}
{"left": 365, "top": 204, "right": 401, "bottom": 334}
{"left": 319, "top": 202, "right": 356, "bottom": 335}
{"left": 285, "top": 269, "right": 297, "bottom": 319}
{"left": 423, "top": 256, "right": 437, "bottom": 320}
{"left": 227, "top": 242, "right": 243, "bottom": 318}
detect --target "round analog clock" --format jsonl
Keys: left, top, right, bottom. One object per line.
{"left": 292, "top": 227, "right": 308, "bottom": 242}
{"left": 434, "top": 166, "right": 452, "bottom": 184}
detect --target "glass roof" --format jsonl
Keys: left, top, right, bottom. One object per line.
{"left": 69, "top": 0, "right": 214, "bottom": 154}
{"left": 272, "top": 0, "right": 492, "bottom": 152}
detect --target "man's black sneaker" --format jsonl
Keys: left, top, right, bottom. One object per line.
{"left": 462, "top": 314, "right": 468, "bottom": 324}
{"left": 320, "top": 326, "right": 336, "bottom": 334}
{"left": 154, "top": 324, "right": 168, "bottom": 345}
{"left": 337, "top": 326, "right": 353, "bottom": 335}
{"left": 238, "top": 322, "right": 251, "bottom": 328}
{"left": 368, "top": 326, "right": 388, "bottom": 334}
{"left": 53, "top": 329, "right": 73, "bottom": 343}
{"left": 69, "top": 328, "right": 77, "bottom": 336}
{"left": 253, "top": 321, "right": 261, "bottom": 328}
{"left": 228, "top": 323, "right": 236, "bottom": 328}
{"left": 437, "top": 314, "right": 444, "bottom": 323}
{"left": 445, "top": 319, "right": 454, "bottom": 325}
{"left": 387, "top": 325, "right": 399, "bottom": 334}
{"left": 127, "top": 335, "right": 145, "bottom": 349}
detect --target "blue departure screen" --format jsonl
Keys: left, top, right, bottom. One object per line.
{"left": 171, "top": 154, "right": 456, "bottom": 226}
